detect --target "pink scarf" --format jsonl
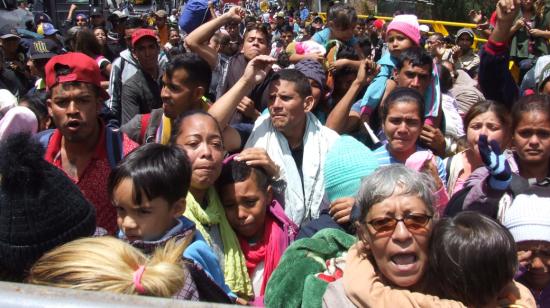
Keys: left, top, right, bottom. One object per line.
{"left": 239, "top": 206, "right": 286, "bottom": 297}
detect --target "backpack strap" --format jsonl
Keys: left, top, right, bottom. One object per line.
{"left": 105, "top": 126, "right": 124, "bottom": 168}
{"left": 139, "top": 113, "right": 151, "bottom": 144}
{"left": 36, "top": 129, "right": 55, "bottom": 149}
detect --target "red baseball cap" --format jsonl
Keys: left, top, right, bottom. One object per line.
{"left": 45, "top": 52, "right": 109, "bottom": 100}
{"left": 131, "top": 28, "right": 157, "bottom": 47}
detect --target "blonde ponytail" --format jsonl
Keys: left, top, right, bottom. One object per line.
{"left": 27, "top": 236, "right": 192, "bottom": 298}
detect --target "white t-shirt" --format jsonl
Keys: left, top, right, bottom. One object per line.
{"left": 251, "top": 261, "right": 265, "bottom": 296}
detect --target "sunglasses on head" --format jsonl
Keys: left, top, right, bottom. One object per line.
{"left": 368, "top": 213, "right": 432, "bottom": 234}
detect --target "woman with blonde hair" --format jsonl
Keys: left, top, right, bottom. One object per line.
{"left": 27, "top": 236, "right": 195, "bottom": 299}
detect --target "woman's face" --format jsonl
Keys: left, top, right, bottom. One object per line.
{"left": 93, "top": 28, "right": 106, "bottom": 46}
{"left": 466, "top": 111, "right": 508, "bottom": 155}
{"left": 513, "top": 111, "right": 550, "bottom": 167}
{"left": 174, "top": 114, "right": 225, "bottom": 190}
{"left": 169, "top": 30, "right": 181, "bottom": 46}
{"left": 383, "top": 101, "right": 422, "bottom": 158}
{"left": 362, "top": 193, "right": 433, "bottom": 288}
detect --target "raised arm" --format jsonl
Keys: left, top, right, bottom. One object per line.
{"left": 184, "top": 6, "right": 244, "bottom": 69}
{"left": 209, "top": 55, "right": 275, "bottom": 130}
{"left": 478, "top": 0, "right": 520, "bottom": 108}
{"left": 326, "top": 59, "right": 378, "bottom": 133}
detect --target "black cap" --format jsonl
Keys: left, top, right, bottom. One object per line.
{"left": 0, "top": 25, "right": 20, "bottom": 40}
{"left": 90, "top": 7, "right": 102, "bottom": 16}
{"left": 28, "top": 39, "right": 60, "bottom": 60}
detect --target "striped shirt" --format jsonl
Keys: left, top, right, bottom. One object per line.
{"left": 373, "top": 144, "right": 447, "bottom": 186}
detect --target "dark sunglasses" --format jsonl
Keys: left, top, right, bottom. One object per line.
{"left": 368, "top": 213, "right": 432, "bottom": 234}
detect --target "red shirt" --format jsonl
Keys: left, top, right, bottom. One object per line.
{"left": 44, "top": 125, "right": 138, "bottom": 234}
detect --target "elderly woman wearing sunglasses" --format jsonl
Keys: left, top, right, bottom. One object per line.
{"left": 322, "top": 164, "right": 445, "bottom": 306}
{"left": 322, "top": 164, "right": 535, "bottom": 307}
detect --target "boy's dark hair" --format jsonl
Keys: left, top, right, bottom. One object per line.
{"left": 125, "top": 17, "right": 146, "bottom": 30}
{"left": 216, "top": 158, "right": 270, "bottom": 192}
{"left": 334, "top": 44, "right": 359, "bottom": 78}
{"left": 108, "top": 143, "right": 191, "bottom": 205}
{"left": 277, "top": 51, "right": 291, "bottom": 68}
{"left": 272, "top": 69, "right": 312, "bottom": 99}
{"left": 358, "top": 37, "right": 372, "bottom": 58}
{"left": 165, "top": 53, "right": 212, "bottom": 90}
{"left": 244, "top": 23, "right": 271, "bottom": 43}
{"left": 19, "top": 94, "right": 48, "bottom": 121}
{"left": 327, "top": 3, "right": 357, "bottom": 30}
{"left": 396, "top": 47, "right": 433, "bottom": 73}
{"left": 380, "top": 87, "right": 425, "bottom": 123}
{"left": 169, "top": 109, "right": 224, "bottom": 145}
{"left": 281, "top": 24, "right": 294, "bottom": 34}
{"left": 428, "top": 211, "right": 517, "bottom": 307}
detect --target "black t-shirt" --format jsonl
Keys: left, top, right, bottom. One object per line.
{"left": 0, "top": 67, "right": 27, "bottom": 98}
{"left": 290, "top": 143, "right": 304, "bottom": 182}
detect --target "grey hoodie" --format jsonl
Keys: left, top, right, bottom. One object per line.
{"left": 106, "top": 49, "right": 168, "bottom": 127}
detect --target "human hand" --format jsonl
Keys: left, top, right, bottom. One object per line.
{"left": 451, "top": 45, "right": 462, "bottom": 59}
{"left": 70, "top": 4, "right": 77, "bottom": 11}
{"left": 469, "top": 9, "right": 483, "bottom": 24}
{"left": 225, "top": 5, "right": 245, "bottom": 23}
{"left": 235, "top": 147, "right": 281, "bottom": 179}
{"left": 242, "top": 55, "right": 276, "bottom": 85}
{"left": 420, "top": 158, "right": 444, "bottom": 191}
{"left": 513, "top": 18, "right": 525, "bottom": 30}
{"left": 355, "top": 59, "right": 379, "bottom": 86}
{"left": 478, "top": 134, "right": 512, "bottom": 189}
{"left": 420, "top": 125, "right": 446, "bottom": 157}
{"left": 328, "top": 58, "right": 348, "bottom": 73}
{"left": 236, "top": 96, "right": 259, "bottom": 120}
{"left": 329, "top": 197, "right": 355, "bottom": 225}
{"left": 517, "top": 250, "right": 532, "bottom": 269}
{"left": 306, "top": 52, "right": 324, "bottom": 62}
{"left": 529, "top": 28, "right": 546, "bottom": 37}
{"left": 496, "top": 0, "right": 521, "bottom": 25}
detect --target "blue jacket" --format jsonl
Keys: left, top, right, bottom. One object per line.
{"left": 478, "top": 38, "right": 519, "bottom": 109}
{"left": 118, "top": 216, "right": 234, "bottom": 297}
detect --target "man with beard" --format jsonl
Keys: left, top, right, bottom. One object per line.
{"left": 42, "top": 52, "right": 138, "bottom": 234}
{"left": 209, "top": 55, "right": 341, "bottom": 227}
{"left": 121, "top": 53, "right": 212, "bottom": 145}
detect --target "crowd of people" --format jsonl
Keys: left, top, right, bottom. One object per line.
{"left": 0, "top": 0, "right": 549, "bottom": 306}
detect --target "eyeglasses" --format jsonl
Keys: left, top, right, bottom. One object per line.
{"left": 367, "top": 213, "right": 432, "bottom": 234}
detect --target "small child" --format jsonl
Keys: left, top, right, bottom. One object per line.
{"left": 29, "top": 237, "right": 190, "bottom": 298}
{"left": 427, "top": 211, "right": 530, "bottom": 307}
{"left": 216, "top": 155, "right": 298, "bottom": 305}
{"left": 312, "top": 3, "right": 358, "bottom": 48}
{"left": 359, "top": 14, "right": 440, "bottom": 127}
{"left": 501, "top": 191, "right": 550, "bottom": 307}
{"left": 107, "top": 143, "right": 232, "bottom": 303}
{"left": 323, "top": 211, "right": 535, "bottom": 307}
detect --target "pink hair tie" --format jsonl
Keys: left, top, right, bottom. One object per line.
{"left": 133, "top": 265, "right": 146, "bottom": 294}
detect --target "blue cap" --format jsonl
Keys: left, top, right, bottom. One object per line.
{"left": 41, "top": 23, "right": 59, "bottom": 36}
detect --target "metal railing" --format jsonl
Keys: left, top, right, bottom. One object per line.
{"left": 317, "top": 13, "right": 488, "bottom": 47}
{"left": 0, "top": 281, "right": 234, "bottom": 307}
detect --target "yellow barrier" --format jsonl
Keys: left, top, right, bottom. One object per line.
{"left": 317, "top": 13, "right": 488, "bottom": 48}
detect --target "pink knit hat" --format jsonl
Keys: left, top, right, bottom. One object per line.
{"left": 386, "top": 14, "right": 420, "bottom": 46}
